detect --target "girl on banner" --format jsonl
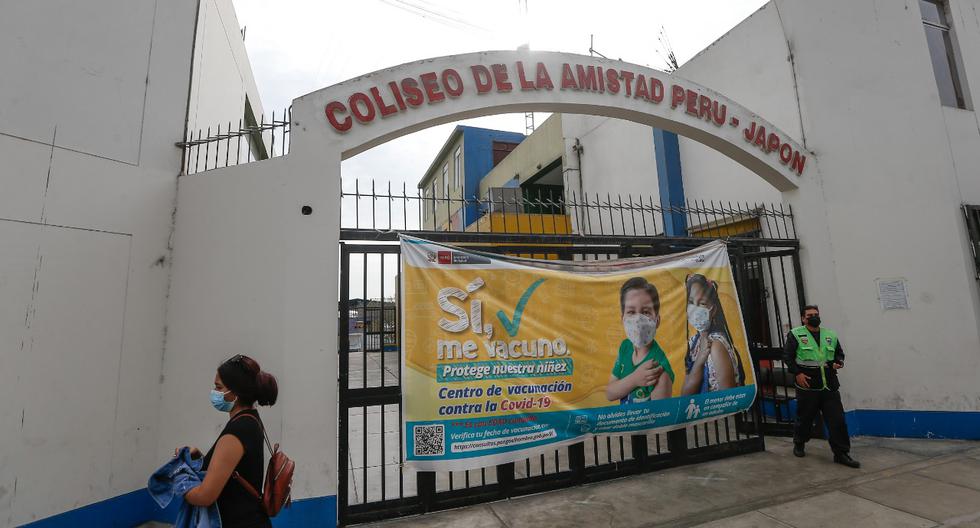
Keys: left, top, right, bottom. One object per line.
{"left": 682, "top": 274, "right": 745, "bottom": 394}
{"left": 606, "top": 277, "right": 675, "bottom": 403}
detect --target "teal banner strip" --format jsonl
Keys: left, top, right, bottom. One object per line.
{"left": 437, "top": 358, "right": 573, "bottom": 382}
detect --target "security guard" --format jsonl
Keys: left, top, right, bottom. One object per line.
{"left": 783, "top": 304, "right": 860, "bottom": 468}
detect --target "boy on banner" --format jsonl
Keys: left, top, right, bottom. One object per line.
{"left": 605, "top": 277, "right": 675, "bottom": 403}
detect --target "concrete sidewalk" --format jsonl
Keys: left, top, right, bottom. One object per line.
{"left": 363, "top": 436, "right": 980, "bottom": 528}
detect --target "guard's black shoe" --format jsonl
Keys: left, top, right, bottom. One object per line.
{"left": 793, "top": 443, "right": 805, "bottom": 457}
{"left": 834, "top": 453, "right": 861, "bottom": 468}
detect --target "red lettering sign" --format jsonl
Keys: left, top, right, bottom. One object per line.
{"left": 370, "top": 86, "right": 397, "bottom": 117}
{"left": 491, "top": 64, "right": 512, "bottom": 92}
{"left": 317, "top": 60, "right": 804, "bottom": 176}
{"left": 442, "top": 69, "right": 464, "bottom": 97}
{"left": 419, "top": 72, "right": 445, "bottom": 103}
{"left": 401, "top": 77, "right": 424, "bottom": 106}
{"left": 325, "top": 101, "right": 351, "bottom": 132}
{"left": 535, "top": 62, "right": 554, "bottom": 90}
{"left": 670, "top": 84, "right": 685, "bottom": 108}
{"left": 605, "top": 68, "right": 620, "bottom": 94}
{"left": 621, "top": 70, "right": 635, "bottom": 97}
{"left": 471, "top": 65, "right": 493, "bottom": 94}
{"left": 349, "top": 92, "right": 375, "bottom": 123}
{"left": 560, "top": 63, "right": 578, "bottom": 90}
{"left": 516, "top": 61, "right": 535, "bottom": 91}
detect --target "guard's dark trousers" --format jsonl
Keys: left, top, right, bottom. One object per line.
{"left": 793, "top": 389, "right": 851, "bottom": 455}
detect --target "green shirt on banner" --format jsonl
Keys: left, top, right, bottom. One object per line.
{"left": 611, "top": 339, "right": 676, "bottom": 403}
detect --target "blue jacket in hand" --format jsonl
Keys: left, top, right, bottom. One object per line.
{"left": 147, "top": 447, "right": 222, "bottom": 528}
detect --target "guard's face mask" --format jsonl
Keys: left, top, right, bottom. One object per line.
{"left": 623, "top": 313, "right": 658, "bottom": 349}
{"left": 806, "top": 315, "right": 821, "bottom": 327}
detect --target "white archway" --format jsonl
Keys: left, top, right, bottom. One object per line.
{"left": 279, "top": 51, "right": 814, "bottom": 513}
{"left": 293, "top": 50, "right": 809, "bottom": 191}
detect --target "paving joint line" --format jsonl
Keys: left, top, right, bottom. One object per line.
{"left": 912, "top": 470, "right": 980, "bottom": 493}
{"left": 650, "top": 450, "right": 971, "bottom": 528}
{"left": 835, "top": 489, "right": 943, "bottom": 527}
{"left": 487, "top": 503, "right": 514, "bottom": 528}
{"left": 756, "top": 509, "right": 800, "bottom": 528}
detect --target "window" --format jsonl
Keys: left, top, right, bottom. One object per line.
{"left": 442, "top": 163, "right": 449, "bottom": 197}
{"left": 492, "top": 141, "right": 519, "bottom": 166}
{"left": 921, "top": 0, "right": 967, "bottom": 108}
{"left": 964, "top": 205, "right": 980, "bottom": 280}
{"left": 453, "top": 147, "right": 462, "bottom": 191}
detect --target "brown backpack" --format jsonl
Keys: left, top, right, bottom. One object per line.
{"left": 230, "top": 413, "right": 295, "bottom": 517}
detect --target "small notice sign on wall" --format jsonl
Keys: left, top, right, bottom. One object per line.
{"left": 877, "top": 278, "right": 909, "bottom": 310}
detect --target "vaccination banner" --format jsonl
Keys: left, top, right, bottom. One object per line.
{"left": 400, "top": 236, "right": 756, "bottom": 471}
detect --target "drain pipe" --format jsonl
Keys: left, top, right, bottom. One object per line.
{"left": 571, "top": 138, "right": 585, "bottom": 233}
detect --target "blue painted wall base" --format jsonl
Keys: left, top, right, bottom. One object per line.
{"left": 761, "top": 401, "right": 980, "bottom": 441}
{"left": 18, "top": 491, "right": 336, "bottom": 528}
{"left": 845, "top": 409, "right": 980, "bottom": 440}
{"left": 272, "top": 495, "right": 337, "bottom": 528}
{"left": 19, "top": 489, "right": 177, "bottom": 528}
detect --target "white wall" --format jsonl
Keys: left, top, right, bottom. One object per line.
{"left": 544, "top": 6, "right": 799, "bottom": 221}
{"left": 559, "top": 0, "right": 980, "bottom": 413}
{"left": 0, "top": 1, "right": 198, "bottom": 524}
{"left": 187, "top": 0, "right": 271, "bottom": 167}
{"left": 789, "top": 0, "right": 980, "bottom": 411}
{"left": 188, "top": 0, "right": 267, "bottom": 133}
{"left": 163, "top": 95, "right": 342, "bottom": 504}
{"left": 0, "top": 1, "right": 159, "bottom": 165}
{"left": 0, "top": 0, "right": 268, "bottom": 525}
{"left": 677, "top": 0, "right": 980, "bottom": 412}
{"left": 560, "top": 115, "right": 662, "bottom": 236}
{"left": 674, "top": 3, "right": 791, "bottom": 205}
{"left": 160, "top": 159, "right": 287, "bottom": 467}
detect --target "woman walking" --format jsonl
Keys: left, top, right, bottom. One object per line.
{"left": 180, "top": 355, "right": 278, "bottom": 528}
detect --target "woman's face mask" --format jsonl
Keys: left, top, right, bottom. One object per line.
{"left": 623, "top": 313, "right": 658, "bottom": 349}
{"left": 688, "top": 304, "right": 711, "bottom": 332}
{"left": 210, "top": 389, "right": 236, "bottom": 412}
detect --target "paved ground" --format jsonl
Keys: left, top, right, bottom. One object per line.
{"left": 362, "top": 436, "right": 980, "bottom": 528}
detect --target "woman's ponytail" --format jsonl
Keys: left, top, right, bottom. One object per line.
{"left": 218, "top": 354, "right": 279, "bottom": 407}
{"left": 255, "top": 370, "right": 279, "bottom": 406}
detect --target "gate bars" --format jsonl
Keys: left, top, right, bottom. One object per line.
{"left": 338, "top": 236, "right": 804, "bottom": 525}
{"left": 339, "top": 179, "right": 797, "bottom": 241}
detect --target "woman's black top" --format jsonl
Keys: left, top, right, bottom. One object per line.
{"left": 202, "top": 408, "right": 272, "bottom": 528}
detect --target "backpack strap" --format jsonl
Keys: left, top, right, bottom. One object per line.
{"left": 232, "top": 471, "right": 262, "bottom": 500}
{"left": 228, "top": 411, "right": 274, "bottom": 501}
{"left": 230, "top": 411, "right": 274, "bottom": 453}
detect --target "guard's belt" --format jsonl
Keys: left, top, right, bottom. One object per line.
{"left": 796, "top": 360, "right": 826, "bottom": 367}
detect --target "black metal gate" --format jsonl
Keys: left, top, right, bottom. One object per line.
{"left": 337, "top": 190, "right": 805, "bottom": 525}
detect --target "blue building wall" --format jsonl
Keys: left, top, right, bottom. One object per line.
{"left": 653, "top": 129, "right": 687, "bottom": 236}
{"left": 459, "top": 126, "right": 525, "bottom": 227}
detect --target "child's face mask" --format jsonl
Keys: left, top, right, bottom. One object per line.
{"left": 623, "top": 313, "right": 658, "bottom": 349}
{"left": 687, "top": 304, "right": 711, "bottom": 332}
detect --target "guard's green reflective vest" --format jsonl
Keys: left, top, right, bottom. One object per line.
{"left": 791, "top": 326, "right": 838, "bottom": 390}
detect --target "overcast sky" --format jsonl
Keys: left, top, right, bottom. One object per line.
{"left": 233, "top": 0, "right": 767, "bottom": 188}
{"left": 231, "top": 0, "right": 768, "bottom": 299}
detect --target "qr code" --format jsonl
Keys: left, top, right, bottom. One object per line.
{"left": 413, "top": 424, "right": 445, "bottom": 456}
